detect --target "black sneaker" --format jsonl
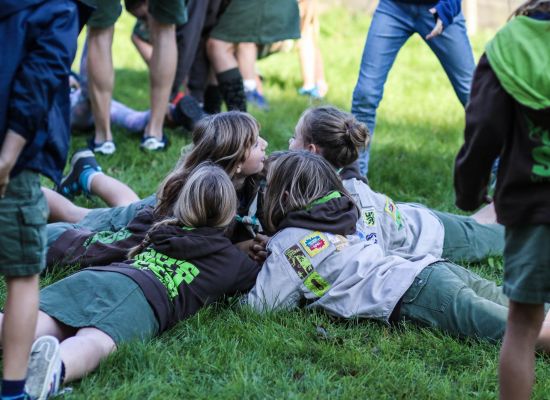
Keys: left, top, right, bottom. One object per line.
{"left": 56, "top": 149, "right": 101, "bottom": 199}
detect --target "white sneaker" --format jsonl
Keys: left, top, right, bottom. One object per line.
{"left": 26, "top": 336, "right": 62, "bottom": 400}
{"left": 89, "top": 139, "right": 116, "bottom": 155}
{"left": 140, "top": 135, "right": 167, "bottom": 152}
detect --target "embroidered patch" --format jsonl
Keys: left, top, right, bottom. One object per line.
{"left": 304, "top": 271, "right": 331, "bottom": 297}
{"left": 284, "top": 245, "right": 314, "bottom": 279}
{"left": 384, "top": 197, "right": 403, "bottom": 229}
{"left": 328, "top": 234, "right": 349, "bottom": 251}
{"left": 362, "top": 207, "right": 376, "bottom": 227}
{"left": 299, "top": 232, "right": 330, "bottom": 257}
{"left": 365, "top": 232, "right": 378, "bottom": 244}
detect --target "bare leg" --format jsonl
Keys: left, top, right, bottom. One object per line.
{"left": 89, "top": 174, "right": 139, "bottom": 206}
{"left": 2, "top": 275, "right": 39, "bottom": 380}
{"left": 499, "top": 301, "right": 545, "bottom": 400}
{"left": 237, "top": 43, "right": 258, "bottom": 81}
{"left": 472, "top": 203, "right": 497, "bottom": 225}
{"left": 88, "top": 26, "right": 115, "bottom": 144}
{"left": 42, "top": 187, "right": 89, "bottom": 223}
{"left": 207, "top": 38, "right": 238, "bottom": 73}
{"left": 144, "top": 17, "right": 176, "bottom": 141}
{"left": 298, "top": 20, "right": 316, "bottom": 89}
{"left": 59, "top": 328, "right": 116, "bottom": 383}
{"left": 131, "top": 34, "right": 152, "bottom": 66}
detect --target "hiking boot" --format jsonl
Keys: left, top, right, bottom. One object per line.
{"left": 56, "top": 149, "right": 101, "bottom": 199}
{"left": 25, "top": 336, "right": 62, "bottom": 400}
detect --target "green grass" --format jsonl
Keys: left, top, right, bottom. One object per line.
{"left": 19, "top": 7, "right": 550, "bottom": 399}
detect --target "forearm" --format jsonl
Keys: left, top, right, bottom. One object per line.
{"left": 0, "top": 130, "right": 27, "bottom": 170}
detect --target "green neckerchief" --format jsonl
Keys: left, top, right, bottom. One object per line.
{"left": 305, "top": 191, "right": 341, "bottom": 211}
{"left": 486, "top": 16, "right": 550, "bottom": 110}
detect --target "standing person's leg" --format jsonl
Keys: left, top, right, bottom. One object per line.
{"left": 499, "top": 225, "right": 550, "bottom": 399}
{"left": 351, "top": 0, "right": 414, "bottom": 176}
{"left": 0, "top": 172, "right": 49, "bottom": 397}
{"left": 142, "top": 16, "right": 176, "bottom": 150}
{"left": 418, "top": 11, "right": 475, "bottom": 107}
{"left": 207, "top": 38, "right": 246, "bottom": 112}
{"left": 237, "top": 43, "right": 268, "bottom": 110}
{"left": 500, "top": 302, "right": 545, "bottom": 400}
{"left": 87, "top": 26, "right": 116, "bottom": 153}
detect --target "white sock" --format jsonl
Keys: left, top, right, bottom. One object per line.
{"left": 243, "top": 79, "right": 257, "bottom": 92}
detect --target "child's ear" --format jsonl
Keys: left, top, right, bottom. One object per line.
{"left": 307, "top": 143, "right": 319, "bottom": 154}
{"left": 236, "top": 165, "right": 242, "bottom": 174}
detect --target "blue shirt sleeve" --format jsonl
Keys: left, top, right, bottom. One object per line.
{"left": 435, "top": 0, "right": 462, "bottom": 28}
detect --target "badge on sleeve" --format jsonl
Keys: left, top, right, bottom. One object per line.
{"left": 284, "top": 245, "right": 314, "bottom": 279}
{"left": 384, "top": 197, "right": 403, "bottom": 229}
{"left": 362, "top": 207, "right": 376, "bottom": 227}
{"left": 299, "top": 232, "right": 330, "bottom": 257}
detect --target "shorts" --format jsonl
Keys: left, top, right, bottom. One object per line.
{"left": 0, "top": 171, "right": 49, "bottom": 277}
{"left": 88, "top": 0, "right": 187, "bottom": 29}
{"left": 210, "top": 0, "right": 300, "bottom": 44}
{"left": 503, "top": 224, "right": 550, "bottom": 304}
{"left": 40, "top": 270, "right": 159, "bottom": 345}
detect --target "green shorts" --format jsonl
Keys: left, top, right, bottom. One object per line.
{"left": 0, "top": 171, "right": 48, "bottom": 277}
{"left": 46, "top": 195, "right": 156, "bottom": 248}
{"left": 88, "top": 0, "right": 187, "bottom": 29}
{"left": 211, "top": 0, "right": 300, "bottom": 44}
{"left": 40, "top": 270, "right": 159, "bottom": 345}
{"left": 400, "top": 262, "right": 508, "bottom": 342}
{"left": 433, "top": 211, "right": 504, "bottom": 263}
{"left": 503, "top": 225, "right": 550, "bottom": 304}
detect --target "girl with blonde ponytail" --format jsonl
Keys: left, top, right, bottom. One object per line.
{"left": 19, "top": 163, "right": 260, "bottom": 395}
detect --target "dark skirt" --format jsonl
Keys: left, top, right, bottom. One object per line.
{"left": 40, "top": 270, "right": 159, "bottom": 345}
{"left": 211, "top": 0, "right": 301, "bottom": 44}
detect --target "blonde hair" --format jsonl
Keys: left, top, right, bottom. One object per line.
{"left": 263, "top": 151, "right": 353, "bottom": 232}
{"left": 155, "top": 111, "right": 259, "bottom": 218}
{"left": 129, "top": 162, "right": 236, "bottom": 258}
{"left": 295, "top": 106, "right": 370, "bottom": 168}
{"left": 511, "top": 0, "right": 550, "bottom": 18}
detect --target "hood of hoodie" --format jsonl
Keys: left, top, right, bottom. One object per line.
{"left": 277, "top": 195, "right": 359, "bottom": 235}
{"left": 486, "top": 16, "right": 550, "bottom": 110}
{"left": 148, "top": 225, "right": 231, "bottom": 260}
{"left": 339, "top": 161, "right": 368, "bottom": 184}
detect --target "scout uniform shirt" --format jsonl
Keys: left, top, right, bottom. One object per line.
{"left": 247, "top": 194, "right": 438, "bottom": 322}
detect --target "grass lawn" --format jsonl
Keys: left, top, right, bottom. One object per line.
{"left": 6, "top": 7, "right": 550, "bottom": 399}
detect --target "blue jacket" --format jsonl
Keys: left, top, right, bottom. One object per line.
{"left": 0, "top": 0, "right": 88, "bottom": 184}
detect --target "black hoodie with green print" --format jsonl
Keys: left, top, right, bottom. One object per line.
{"left": 89, "top": 224, "right": 260, "bottom": 332}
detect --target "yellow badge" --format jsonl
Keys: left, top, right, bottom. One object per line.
{"left": 299, "top": 232, "right": 330, "bottom": 257}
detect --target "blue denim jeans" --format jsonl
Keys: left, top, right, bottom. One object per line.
{"left": 351, "top": 0, "right": 475, "bottom": 175}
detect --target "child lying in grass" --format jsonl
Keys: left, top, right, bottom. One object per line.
{"left": 2, "top": 163, "right": 260, "bottom": 400}
{"left": 247, "top": 151, "right": 550, "bottom": 347}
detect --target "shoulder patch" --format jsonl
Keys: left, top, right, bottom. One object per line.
{"left": 384, "top": 197, "right": 404, "bottom": 230}
{"left": 299, "top": 232, "right": 330, "bottom": 257}
{"left": 362, "top": 207, "right": 376, "bottom": 227}
{"left": 284, "top": 245, "right": 314, "bottom": 279}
